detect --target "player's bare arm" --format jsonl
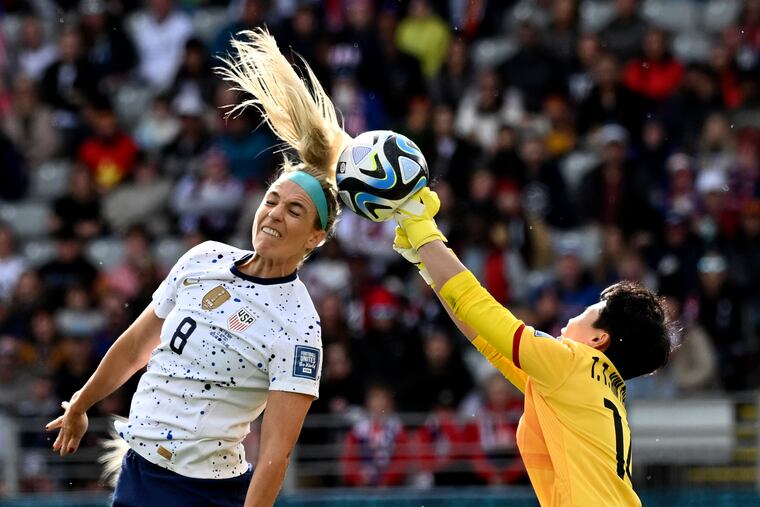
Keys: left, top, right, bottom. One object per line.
{"left": 45, "top": 303, "right": 162, "bottom": 456}
{"left": 245, "top": 391, "right": 314, "bottom": 507}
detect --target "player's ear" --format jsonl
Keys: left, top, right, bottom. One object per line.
{"left": 591, "top": 332, "right": 611, "bottom": 351}
{"left": 305, "top": 229, "right": 327, "bottom": 250}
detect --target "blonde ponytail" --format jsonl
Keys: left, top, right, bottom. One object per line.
{"left": 98, "top": 416, "right": 130, "bottom": 488}
{"left": 216, "top": 28, "right": 350, "bottom": 179}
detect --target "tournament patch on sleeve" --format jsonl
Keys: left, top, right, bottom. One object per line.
{"left": 534, "top": 329, "right": 555, "bottom": 339}
{"left": 293, "top": 345, "right": 320, "bottom": 380}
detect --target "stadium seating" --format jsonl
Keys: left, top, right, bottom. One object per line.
{"left": 21, "top": 239, "right": 56, "bottom": 267}
{"left": 111, "top": 82, "right": 155, "bottom": 129}
{"left": 153, "top": 237, "right": 188, "bottom": 271}
{"left": 580, "top": 0, "right": 616, "bottom": 33}
{"left": 471, "top": 37, "right": 518, "bottom": 70}
{"left": 0, "top": 202, "right": 51, "bottom": 240}
{"left": 28, "top": 161, "right": 72, "bottom": 201}
{"left": 672, "top": 31, "right": 714, "bottom": 64}
{"left": 702, "top": 0, "right": 742, "bottom": 33}
{"left": 192, "top": 7, "right": 230, "bottom": 44}
{"left": 642, "top": 0, "right": 699, "bottom": 33}
{"left": 85, "top": 238, "right": 126, "bottom": 270}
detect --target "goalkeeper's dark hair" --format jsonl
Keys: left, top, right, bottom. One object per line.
{"left": 593, "top": 281, "right": 673, "bottom": 380}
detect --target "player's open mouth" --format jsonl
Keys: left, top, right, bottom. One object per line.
{"left": 261, "top": 226, "right": 282, "bottom": 238}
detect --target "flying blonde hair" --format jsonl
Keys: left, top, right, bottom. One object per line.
{"left": 99, "top": 416, "right": 130, "bottom": 488}
{"left": 216, "top": 28, "right": 351, "bottom": 180}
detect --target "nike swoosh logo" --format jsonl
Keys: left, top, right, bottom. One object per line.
{"left": 183, "top": 278, "right": 200, "bottom": 286}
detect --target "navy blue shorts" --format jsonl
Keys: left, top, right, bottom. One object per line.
{"left": 112, "top": 449, "right": 253, "bottom": 507}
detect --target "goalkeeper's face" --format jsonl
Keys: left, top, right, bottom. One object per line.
{"left": 561, "top": 301, "right": 611, "bottom": 351}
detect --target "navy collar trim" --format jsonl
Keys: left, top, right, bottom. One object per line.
{"left": 230, "top": 253, "right": 298, "bottom": 285}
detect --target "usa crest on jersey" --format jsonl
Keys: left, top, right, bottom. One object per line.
{"left": 228, "top": 307, "right": 255, "bottom": 332}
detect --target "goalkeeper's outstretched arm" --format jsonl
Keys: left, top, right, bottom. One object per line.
{"left": 393, "top": 220, "right": 528, "bottom": 392}
{"left": 434, "top": 290, "right": 528, "bottom": 393}
{"left": 394, "top": 188, "right": 573, "bottom": 389}
{"left": 419, "top": 240, "right": 524, "bottom": 364}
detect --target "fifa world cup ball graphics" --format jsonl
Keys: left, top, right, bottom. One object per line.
{"left": 336, "top": 130, "right": 429, "bottom": 222}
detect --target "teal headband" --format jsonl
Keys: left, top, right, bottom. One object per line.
{"left": 283, "top": 171, "right": 328, "bottom": 230}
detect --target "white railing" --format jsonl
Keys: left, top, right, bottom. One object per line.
{"left": 0, "top": 393, "right": 757, "bottom": 498}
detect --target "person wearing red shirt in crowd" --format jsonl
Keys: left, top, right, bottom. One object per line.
{"left": 623, "top": 28, "right": 684, "bottom": 102}
{"left": 709, "top": 43, "right": 744, "bottom": 109}
{"left": 468, "top": 372, "right": 527, "bottom": 486}
{"left": 415, "top": 394, "right": 483, "bottom": 486}
{"left": 341, "top": 384, "right": 410, "bottom": 487}
{"left": 77, "top": 101, "right": 138, "bottom": 191}
{"left": 737, "top": 0, "right": 760, "bottom": 54}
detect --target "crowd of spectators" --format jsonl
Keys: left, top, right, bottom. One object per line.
{"left": 0, "top": 0, "right": 759, "bottom": 492}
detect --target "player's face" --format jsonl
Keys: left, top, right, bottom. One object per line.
{"left": 252, "top": 178, "right": 326, "bottom": 261}
{"left": 561, "top": 301, "right": 610, "bottom": 350}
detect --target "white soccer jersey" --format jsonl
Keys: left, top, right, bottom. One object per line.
{"left": 115, "top": 241, "right": 322, "bottom": 479}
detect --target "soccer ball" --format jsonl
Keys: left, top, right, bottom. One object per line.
{"left": 336, "top": 130, "right": 429, "bottom": 222}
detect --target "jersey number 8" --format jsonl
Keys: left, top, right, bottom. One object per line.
{"left": 170, "top": 316, "right": 197, "bottom": 355}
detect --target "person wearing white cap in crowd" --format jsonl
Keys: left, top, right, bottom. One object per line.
{"left": 133, "top": 95, "right": 181, "bottom": 151}
{"left": 665, "top": 152, "right": 698, "bottom": 217}
{"left": 162, "top": 89, "right": 213, "bottom": 177}
{"left": 578, "top": 123, "right": 658, "bottom": 236}
{"left": 695, "top": 168, "right": 728, "bottom": 195}
{"left": 695, "top": 169, "right": 729, "bottom": 242}
{"left": 694, "top": 251, "right": 748, "bottom": 390}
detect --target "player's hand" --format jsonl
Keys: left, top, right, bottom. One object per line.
{"left": 392, "top": 225, "right": 420, "bottom": 264}
{"left": 394, "top": 187, "right": 446, "bottom": 250}
{"left": 393, "top": 226, "right": 433, "bottom": 285}
{"left": 46, "top": 399, "right": 89, "bottom": 457}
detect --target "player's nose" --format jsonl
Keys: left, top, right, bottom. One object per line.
{"left": 267, "top": 204, "right": 284, "bottom": 221}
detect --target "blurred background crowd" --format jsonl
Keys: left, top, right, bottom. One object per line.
{"left": 0, "top": 0, "right": 759, "bottom": 494}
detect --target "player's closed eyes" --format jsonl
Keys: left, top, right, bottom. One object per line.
{"left": 264, "top": 199, "right": 301, "bottom": 217}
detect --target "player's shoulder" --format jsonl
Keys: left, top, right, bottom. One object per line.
{"left": 166, "top": 241, "right": 247, "bottom": 279}
{"left": 557, "top": 336, "right": 600, "bottom": 359}
{"left": 292, "top": 280, "right": 320, "bottom": 320}
{"left": 180, "top": 241, "right": 246, "bottom": 264}
{"left": 530, "top": 328, "right": 557, "bottom": 341}
{"left": 187, "top": 240, "right": 243, "bottom": 256}
{"left": 525, "top": 326, "right": 575, "bottom": 351}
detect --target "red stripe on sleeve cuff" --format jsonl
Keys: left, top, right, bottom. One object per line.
{"left": 513, "top": 323, "right": 526, "bottom": 369}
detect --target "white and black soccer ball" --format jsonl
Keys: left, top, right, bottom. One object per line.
{"left": 336, "top": 130, "right": 429, "bottom": 222}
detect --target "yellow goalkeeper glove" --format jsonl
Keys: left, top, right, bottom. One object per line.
{"left": 393, "top": 225, "right": 433, "bottom": 286}
{"left": 394, "top": 187, "right": 446, "bottom": 250}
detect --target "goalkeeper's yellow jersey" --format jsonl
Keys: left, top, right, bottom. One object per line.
{"left": 440, "top": 271, "right": 641, "bottom": 507}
